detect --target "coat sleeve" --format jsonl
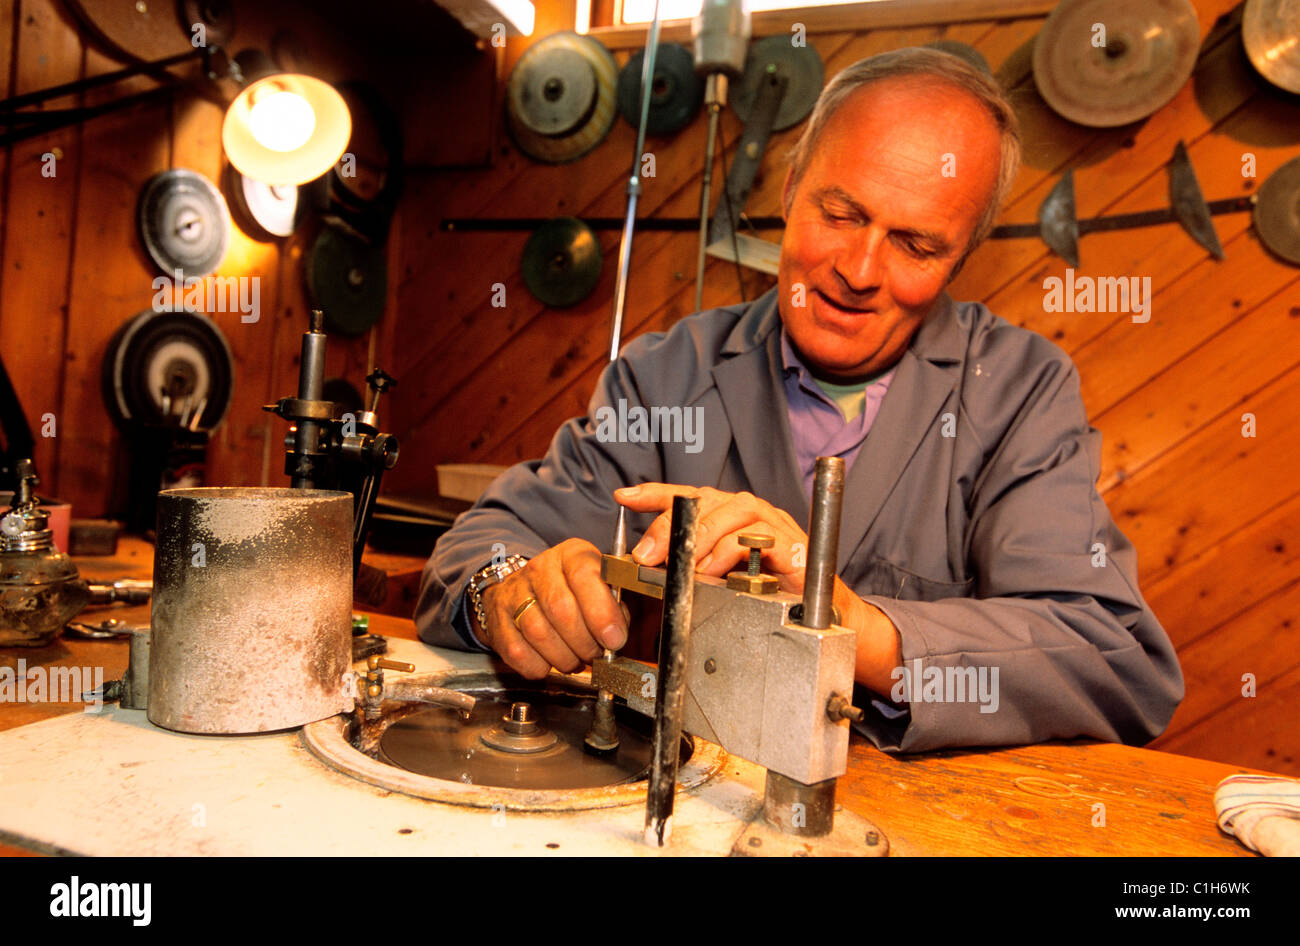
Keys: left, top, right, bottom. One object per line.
{"left": 855, "top": 355, "right": 1184, "bottom": 752}
{"left": 413, "top": 351, "right": 666, "bottom": 649}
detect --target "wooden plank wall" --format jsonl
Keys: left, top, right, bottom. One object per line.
{"left": 389, "top": 0, "right": 1300, "bottom": 775}
{"left": 0, "top": 0, "right": 395, "bottom": 517}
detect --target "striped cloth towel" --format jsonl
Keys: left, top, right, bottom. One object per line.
{"left": 1214, "top": 774, "right": 1300, "bottom": 857}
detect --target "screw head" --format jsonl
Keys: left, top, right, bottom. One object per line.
{"left": 704, "top": 658, "right": 717, "bottom": 674}
{"left": 738, "top": 533, "right": 775, "bottom": 550}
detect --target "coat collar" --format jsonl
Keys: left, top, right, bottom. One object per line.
{"left": 712, "top": 289, "right": 966, "bottom": 566}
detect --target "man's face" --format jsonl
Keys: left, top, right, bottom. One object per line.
{"left": 777, "top": 77, "right": 1002, "bottom": 380}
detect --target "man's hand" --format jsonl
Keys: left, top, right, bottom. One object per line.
{"left": 615, "top": 482, "right": 903, "bottom": 697}
{"left": 473, "top": 538, "right": 628, "bottom": 679}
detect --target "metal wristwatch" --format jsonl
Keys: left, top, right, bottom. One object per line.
{"left": 466, "top": 555, "right": 529, "bottom": 634}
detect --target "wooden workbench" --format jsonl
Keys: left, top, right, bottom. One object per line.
{"left": 0, "top": 539, "right": 1272, "bottom": 857}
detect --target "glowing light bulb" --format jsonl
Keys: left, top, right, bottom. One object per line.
{"left": 248, "top": 91, "right": 316, "bottom": 153}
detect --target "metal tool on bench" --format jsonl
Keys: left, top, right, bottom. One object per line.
{"left": 0, "top": 460, "right": 153, "bottom": 647}
{"left": 596, "top": 457, "right": 884, "bottom": 853}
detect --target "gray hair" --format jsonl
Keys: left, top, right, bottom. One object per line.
{"left": 784, "top": 47, "right": 1021, "bottom": 259}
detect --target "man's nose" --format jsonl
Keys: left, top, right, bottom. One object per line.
{"left": 833, "top": 227, "right": 884, "bottom": 295}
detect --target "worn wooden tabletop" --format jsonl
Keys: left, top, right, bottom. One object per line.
{"left": 0, "top": 540, "right": 1269, "bottom": 857}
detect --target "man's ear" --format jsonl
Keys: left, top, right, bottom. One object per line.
{"left": 780, "top": 167, "right": 796, "bottom": 220}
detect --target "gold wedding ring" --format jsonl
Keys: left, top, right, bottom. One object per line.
{"left": 513, "top": 596, "right": 539, "bottom": 624}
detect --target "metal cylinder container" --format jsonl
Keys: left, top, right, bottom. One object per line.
{"left": 147, "top": 487, "right": 354, "bottom": 734}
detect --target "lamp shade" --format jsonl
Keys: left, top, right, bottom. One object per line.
{"left": 222, "top": 74, "right": 352, "bottom": 186}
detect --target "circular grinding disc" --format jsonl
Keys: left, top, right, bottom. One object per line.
{"left": 1243, "top": 0, "right": 1300, "bottom": 94}
{"left": 305, "top": 226, "right": 388, "bottom": 337}
{"left": 138, "top": 169, "right": 232, "bottom": 278}
{"left": 521, "top": 216, "right": 602, "bottom": 308}
{"left": 1032, "top": 0, "right": 1199, "bottom": 128}
{"left": 732, "top": 36, "right": 824, "bottom": 132}
{"left": 101, "top": 308, "right": 234, "bottom": 430}
{"left": 617, "top": 43, "right": 704, "bottom": 136}
{"left": 1255, "top": 155, "right": 1300, "bottom": 265}
{"left": 223, "top": 163, "right": 301, "bottom": 240}
{"left": 379, "top": 691, "right": 674, "bottom": 790}
{"left": 506, "top": 32, "right": 618, "bottom": 164}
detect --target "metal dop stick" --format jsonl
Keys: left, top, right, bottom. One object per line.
{"left": 801, "top": 456, "right": 845, "bottom": 630}
{"left": 644, "top": 494, "right": 699, "bottom": 847}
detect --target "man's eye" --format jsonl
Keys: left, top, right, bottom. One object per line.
{"left": 820, "top": 207, "right": 857, "bottom": 224}
{"left": 897, "top": 237, "right": 936, "bottom": 258}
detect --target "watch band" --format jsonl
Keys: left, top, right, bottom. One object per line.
{"left": 467, "top": 554, "right": 528, "bottom": 636}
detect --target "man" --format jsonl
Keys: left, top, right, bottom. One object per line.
{"left": 415, "top": 48, "right": 1183, "bottom": 752}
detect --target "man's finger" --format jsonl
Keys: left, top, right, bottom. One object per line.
{"left": 613, "top": 482, "right": 695, "bottom": 512}
{"left": 562, "top": 547, "right": 627, "bottom": 650}
{"left": 512, "top": 591, "right": 584, "bottom": 673}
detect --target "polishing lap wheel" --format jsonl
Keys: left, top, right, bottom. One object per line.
{"left": 138, "top": 169, "right": 232, "bottom": 278}
{"left": 506, "top": 32, "right": 619, "bottom": 164}
{"left": 521, "top": 216, "right": 603, "bottom": 308}
{"left": 305, "top": 226, "right": 388, "bottom": 337}
{"left": 1032, "top": 0, "right": 1199, "bottom": 128}
{"left": 101, "top": 309, "right": 234, "bottom": 430}
{"left": 1254, "top": 156, "right": 1300, "bottom": 265}
{"left": 223, "top": 163, "right": 301, "bottom": 241}
{"left": 617, "top": 43, "right": 704, "bottom": 136}
{"left": 379, "top": 690, "right": 686, "bottom": 790}
{"left": 731, "top": 36, "right": 824, "bottom": 132}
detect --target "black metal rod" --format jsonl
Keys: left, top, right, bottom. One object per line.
{"left": 0, "top": 49, "right": 201, "bottom": 113}
{"left": 291, "top": 312, "right": 327, "bottom": 489}
{"left": 440, "top": 216, "right": 787, "bottom": 233}
{"left": 801, "top": 456, "right": 845, "bottom": 630}
{"left": 645, "top": 494, "right": 699, "bottom": 847}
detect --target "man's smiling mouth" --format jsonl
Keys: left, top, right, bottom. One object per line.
{"left": 815, "top": 289, "right": 875, "bottom": 315}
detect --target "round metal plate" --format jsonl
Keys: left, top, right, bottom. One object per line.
{"left": 1032, "top": 0, "right": 1200, "bottom": 128}
{"left": 617, "top": 43, "right": 704, "bottom": 136}
{"left": 101, "top": 308, "right": 234, "bottom": 430}
{"left": 1243, "top": 0, "right": 1300, "bottom": 94}
{"left": 732, "top": 36, "right": 824, "bottom": 132}
{"left": 305, "top": 226, "right": 388, "bottom": 336}
{"left": 924, "top": 40, "right": 992, "bottom": 76}
{"left": 379, "top": 690, "right": 676, "bottom": 790}
{"left": 521, "top": 216, "right": 602, "bottom": 308}
{"left": 1255, "top": 155, "right": 1300, "bottom": 265}
{"left": 138, "top": 169, "right": 232, "bottom": 278}
{"left": 506, "top": 32, "right": 618, "bottom": 164}
{"left": 223, "top": 163, "right": 300, "bottom": 240}
{"left": 180, "top": 0, "right": 235, "bottom": 48}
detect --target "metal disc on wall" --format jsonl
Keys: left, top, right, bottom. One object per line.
{"left": 1032, "top": 0, "right": 1199, "bottom": 128}
{"left": 101, "top": 308, "right": 234, "bottom": 430}
{"left": 179, "top": 0, "right": 236, "bottom": 48}
{"left": 521, "top": 217, "right": 602, "bottom": 307}
{"left": 506, "top": 32, "right": 618, "bottom": 164}
{"left": 1254, "top": 156, "right": 1300, "bottom": 265}
{"left": 731, "top": 36, "right": 824, "bottom": 132}
{"left": 223, "top": 163, "right": 301, "bottom": 240}
{"left": 305, "top": 226, "right": 388, "bottom": 336}
{"left": 138, "top": 169, "right": 232, "bottom": 278}
{"left": 1243, "top": 0, "right": 1300, "bottom": 94}
{"left": 617, "top": 43, "right": 704, "bottom": 136}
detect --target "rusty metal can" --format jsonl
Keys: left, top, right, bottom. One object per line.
{"left": 147, "top": 487, "right": 354, "bottom": 734}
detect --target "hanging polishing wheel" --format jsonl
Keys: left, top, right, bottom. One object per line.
{"left": 223, "top": 163, "right": 301, "bottom": 241}
{"left": 1255, "top": 156, "right": 1300, "bottom": 265}
{"left": 731, "top": 36, "right": 824, "bottom": 132}
{"left": 617, "top": 43, "right": 704, "bottom": 136}
{"left": 506, "top": 32, "right": 618, "bottom": 164}
{"left": 179, "top": 0, "right": 236, "bottom": 47}
{"left": 102, "top": 309, "right": 234, "bottom": 430}
{"left": 521, "top": 217, "right": 603, "bottom": 308}
{"left": 305, "top": 225, "right": 388, "bottom": 337}
{"left": 138, "top": 169, "right": 232, "bottom": 278}
{"left": 1243, "top": 0, "right": 1300, "bottom": 94}
{"left": 1032, "top": 0, "right": 1199, "bottom": 128}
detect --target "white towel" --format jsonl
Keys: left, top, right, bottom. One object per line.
{"left": 1214, "top": 774, "right": 1300, "bottom": 857}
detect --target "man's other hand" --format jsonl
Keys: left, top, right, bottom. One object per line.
{"left": 475, "top": 538, "right": 628, "bottom": 679}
